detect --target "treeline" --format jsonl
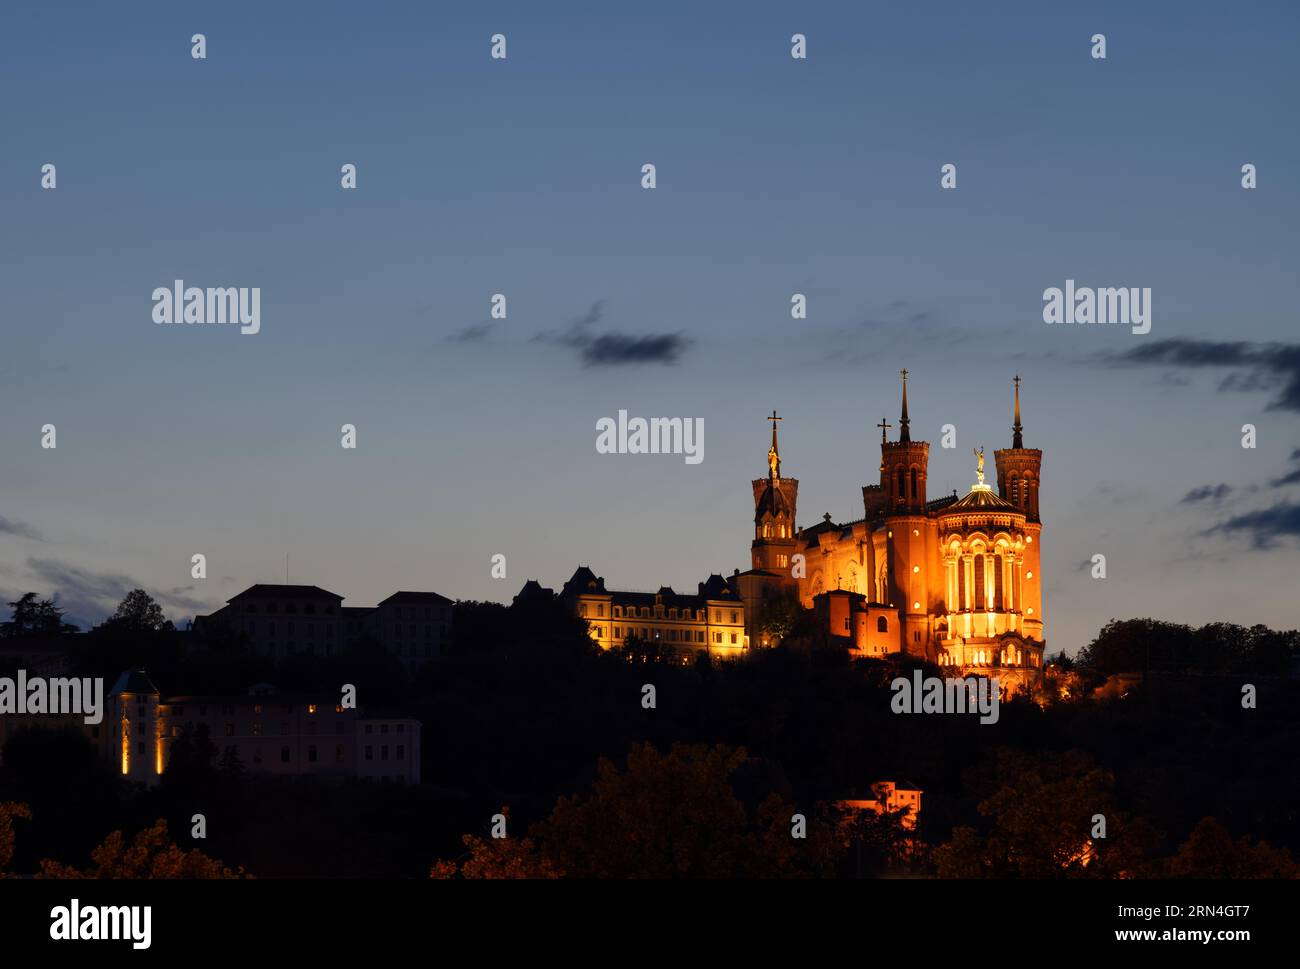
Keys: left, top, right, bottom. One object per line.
{"left": 1, "top": 591, "right": 1297, "bottom": 877}
{"left": 1072, "top": 618, "right": 1298, "bottom": 676}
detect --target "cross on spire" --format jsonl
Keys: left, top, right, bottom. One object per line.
{"left": 898, "top": 369, "right": 911, "bottom": 443}
{"left": 876, "top": 417, "right": 892, "bottom": 444}
{"left": 1012, "top": 374, "right": 1024, "bottom": 449}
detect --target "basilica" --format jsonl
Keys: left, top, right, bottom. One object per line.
{"left": 733, "top": 372, "right": 1046, "bottom": 694}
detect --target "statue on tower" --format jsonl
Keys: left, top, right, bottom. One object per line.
{"left": 767, "top": 409, "right": 783, "bottom": 479}
{"left": 973, "top": 446, "right": 986, "bottom": 485}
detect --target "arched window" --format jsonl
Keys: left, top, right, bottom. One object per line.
{"left": 994, "top": 554, "right": 1004, "bottom": 610}
{"left": 958, "top": 556, "right": 967, "bottom": 611}
{"left": 974, "top": 555, "right": 985, "bottom": 610}
{"left": 877, "top": 616, "right": 888, "bottom": 633}
{"left": 910, "top": 468, "right": 918, "bottom": 498}
{"left": 896, "top": 468, "right": 905, "bottom": 501}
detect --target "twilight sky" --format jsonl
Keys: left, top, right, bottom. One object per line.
{"left": 2, "top": 0, "right": 1299, "bottom": 655}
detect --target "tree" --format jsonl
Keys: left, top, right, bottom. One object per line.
{"left": 535, "top": 743, "right": 838, "bottom": 878}
{"left": 756, "top": 588, "right": 802, "bottom": 646}
{"left": 0, "top": 802, "right": 32, "bottom": 873}
{"left": 107, "top": 589, "right": 174, "bottom": 633}
{"left": 161, "top": 723, "right": 220, "bottom": 797}
{"left": 1167, "top": 818, "right": 1297, "bottom": 878}
{"left": 933, "top": 750, "right": 1159, "bottom": 878}
{"left": 1, "top": 593, "right": 77, "bottom": 637}
{"left": 430, "top": 810, "right": 562, "bottom": 880}
{"left": 37, "top": 818, "right": 246, "bottom": 879}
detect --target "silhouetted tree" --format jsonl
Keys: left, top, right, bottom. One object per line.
{"left": 1, "top": 593, "right": 77, "bottom": 637}
{"left": 535, "top": 743, "right": 839, "bottom": 878}
{"left": 36, "top": 818, "right": 246, "bottom": 879}
{"left": 1167, "top": 817, "right": 1297, "bottom": 878}
{"left": 106, "top": 589, "right": 174, "bottom": 633}
{"left": 0, "top": 802, "right": 31, "bottom": 873}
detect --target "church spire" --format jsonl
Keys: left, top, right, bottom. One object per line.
{"left": 1012, "top": 374, "right": 1023, "bottom": 449}
{"left": 898, "top": 369, "right": 911, "bottom": 443}
{"left": 766, "top": 409, "right": 782, "bottom": 480}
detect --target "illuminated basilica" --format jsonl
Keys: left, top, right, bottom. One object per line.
{"left": 733, "top": 372, "right": 1046, "bottom": 694}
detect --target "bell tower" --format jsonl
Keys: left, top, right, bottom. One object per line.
{"left": 879, "top": 369, "right": 929, "bottom": 512}
{"left": 993, "top": 376, "right": 1043, "bottom": 521}
{"left": 752, "top": 410, "right": 799, "bottom": 573}
{"left": 878, "top": 370, "right": 935, "bottom": 658}
{"left": 994, "top": 375, "right": 1045, "bottom": 642}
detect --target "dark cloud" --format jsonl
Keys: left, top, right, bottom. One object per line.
{"left": 0, "top": 516, "right": 42, "bottom": 540}
{"left": 1102, "top": 339, "right": 1300, "bottom": 412}
{"left": 1274, "top": 449, "right": 1300, "bottom": 487}
{"left": 534, "top": 300, "right": 689, "bottom": 367}
{"left": 447, "top": 320, "right": 496, "bottom": 343}
{"left": 1202, "top": 502, "right": 1300, "bottom": 549}
{"left": 580, "top": 332, "right": 690, "bottom": 366}
{"left": 1181, "top": 484, "right": 1233, "bottom": 504}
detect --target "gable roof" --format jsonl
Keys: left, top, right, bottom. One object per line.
{"left": 378, "top": 591, "right": 453, "bottom": 606}
{"left": 228, "top": 584, "right": 344, "bottom": 602}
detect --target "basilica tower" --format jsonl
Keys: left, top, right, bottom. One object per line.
{"left": 877, "top": 370, "right": 938, "bottom": 659}
{"left": 751, "top": 411, "right": 798, "bottom": 574}
{"left": 879, "top": 370, "right": 929, "bottom": 512}
{"left": 993, "top": 376, "right": 1044, "bottom": 642}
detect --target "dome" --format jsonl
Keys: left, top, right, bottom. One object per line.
{"left": 941, "top": 485, "right": 1018, "bottom": 513}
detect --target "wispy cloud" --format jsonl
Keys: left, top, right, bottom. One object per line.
{"left": 0, "top": 516, "right": 43, "bottom": 540}
{"left": 447, "top": 320, "right": 497, "bottom": 343}
{"left": 22, "top": 557, "right": 212, "bottom": 628}
{"left": 1101, "top": 339, "right": 1300, "bottom": 413}
{"left": 1203, "top": 503, "right": 1300, "bottom": 549}
{"left": 1181, "top": 484, "right": 1233, "bottom": 505}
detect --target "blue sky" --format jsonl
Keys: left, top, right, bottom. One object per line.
{"left": 2, "top": 1, "right": 1299, "bottom": 653}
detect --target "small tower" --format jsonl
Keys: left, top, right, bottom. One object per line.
{"left": 993, "top": 376, "right": 1045, "bottom": 642}
{"left": 877, "top": 370, "right": 935, "bottom": 658}
{"left": 993, "top": 376, "right": 1043, "bottom": 521}
{"left": 879, "top": 369, "right": 929, "bottom": 512}
{"left": 752, "top": 410, "right": 799, "bottom": 573}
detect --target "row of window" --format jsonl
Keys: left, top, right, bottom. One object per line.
{"left": 152, "top": 719, "right": 405, "bottom": 738}
{"left": 939, "top": 650, "right": 1039, "bottom": 667}
{"left": 242, "top": 602, "right": 335, "bottom": 615}
{"left": 386, "top": 606, "right": 449, "bottom": 621}
{"left": 598, "top": 626, "right": 740, "bottom": 646}
{"left": 160, "top": 702, "right": 344, "bottom": 717}
{"left": 390, "top": 624, "right": 446, "bottom": 639}
{"left": 581, "top": 603, "right": 740, "bottom": 623}
{"left": 246, "top": 621, "right": 334, "bottom": 638}
{"left": 363, "top": 745, "right": 408, "bottom": 761}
